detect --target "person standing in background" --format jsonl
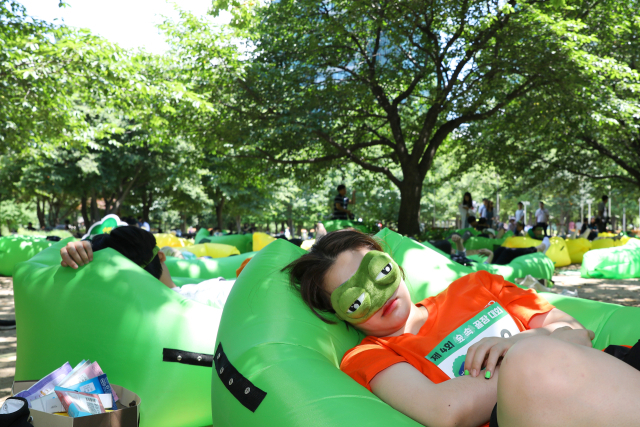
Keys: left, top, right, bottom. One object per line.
{"left": 597, "top": 195, "right": 609, "bottom": 233}
{"left": 486, "top": 200, "right": 495, "bottom": 228}
{"left": 332, "top": 184, "right": 356, "bottom": 220}
{"left": 535, "top": 201, "right": 550, "bottom": 236}
{"left": 476, "top": 198, "right": 487, "bottom": 221}
{"left": 459, "top": 192, "right": 474, "bottom": 228}
{"left": 515, "top": 201, "right": 525, "bottom": 225}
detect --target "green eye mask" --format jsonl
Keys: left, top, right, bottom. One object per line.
{"left": 330, "top": 250, "right": 401, "bottom": 324}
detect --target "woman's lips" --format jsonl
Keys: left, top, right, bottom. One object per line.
{"left": 381, "top": 297, "right": 398, "bottom": 317}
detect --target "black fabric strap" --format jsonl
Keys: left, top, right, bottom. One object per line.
{"left": 214, "top": 342, "right": 267, "bottom": 413}
{"left": 162, "top": 348, "right": 213, "bottom": 367}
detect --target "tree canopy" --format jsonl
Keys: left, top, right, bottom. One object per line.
{"left": 1, "top": 0, "right": 639, "bottom": 236}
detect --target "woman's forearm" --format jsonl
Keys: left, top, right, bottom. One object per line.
{"left": 371, "top": 363, "right": 498, "bottom": 427}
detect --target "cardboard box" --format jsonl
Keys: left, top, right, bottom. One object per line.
{"left": 12, "top": 381, "right": 140, "bottom": 427}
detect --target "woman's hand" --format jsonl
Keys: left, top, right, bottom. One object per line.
{"left": 60, "top": 241, "right": 93, "bottom": 269}
{"left": 550, "top": 326, "right": 595, "bottom": 347}
{"left": 464, "top": 336, "right": 513, "bottom": 378}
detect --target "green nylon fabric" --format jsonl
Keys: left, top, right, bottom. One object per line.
{"left": 0, "top": 235, "right": 74, "bottom": 276}
{"left": 194, "top": 228, "right": 211, "bottom": 244}
{"left": 13, "top": 240, "right": 222, "bottom": 427}
{"left": 466, "top": 252, "right": 555, "bottom": 282}
{"left": 197, "top": 233, "right": 253, "bottom": 254}
{"left": 464, "top": 235, "right": 508, "bottom": 251}
{"left": 322, "top": 219, "right": 370, "bottom": 233}
{"left": 165, "top": 251, "right": 256, "bottom": 280}
{"left": 212, "top": 228, "right": 640, "bottom": 427}
{"left": 581, "top": 239, "right": 640, "bottom": 279}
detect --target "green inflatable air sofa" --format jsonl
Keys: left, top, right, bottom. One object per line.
{"left": 165, "top": 251, "right": 256, "bottom": 280}
{"left": 13, "top": 240, "right": 223, "bottom": 427}
{"left": 0, "top": 235, "right": 75, "bottom": 276}
{"left": 322, "top": 219, "right": 370, "bottom": 233}
{"left": 467, "top": 252, "right": 555, "bottom": 282}
{"left": 581, "top": 239, "right": 640, "bottom": 279}
{"left": 196, "top": 232, "right": 253, "bottom": 254}
{"left": 463, "top": 231, "right": 514, "bottom": 251}
{"left": 211, "top": 229, "right": 640, "bottom": 427}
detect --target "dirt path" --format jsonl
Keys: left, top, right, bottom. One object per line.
{"left": 0, "top": 276, "right": 16, "bottom": 403}
{"left": 551, "top": 264, "right": 640, "bottom": 306}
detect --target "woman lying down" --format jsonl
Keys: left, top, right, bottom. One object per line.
{"left": 285, "top": 230, "right": 640, "bottom": 427}
{"left": 59, "top": 226, "right": 234, "bottom": 309}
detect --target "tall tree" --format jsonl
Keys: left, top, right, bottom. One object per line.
{"left": 195, "top": 0, "right": 599, "bottom": 234}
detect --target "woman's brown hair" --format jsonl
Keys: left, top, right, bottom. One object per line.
{"left": 283, "top": 229, "right": 384, "bottom": 324}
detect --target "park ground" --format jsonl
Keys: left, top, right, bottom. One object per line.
{"left": 0, "top": 270, "right": 638, "bottom": 404}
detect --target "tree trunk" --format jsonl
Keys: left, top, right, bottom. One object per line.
{"left": 36, "top": 197, "right": 46, "bottom": 229}
{"left": 397, "top": 178, "right": 423, "bottom": 236}
{"left": 180, "top": 212, "right": 187, "bottom": 234}
{"left": 80, "top": 196, "right": 91, "bottom": 233}
{"left": 235, "top": 216, "right": 242, "bottom": 234}
{"left": 215, "top": 196, "right": 225, "bottom": 230}
{"left": 142, "top": 190, "right": 153, "bottom": 223}
{"left": 90, "top": 190, "right": 99, "bottom": 222}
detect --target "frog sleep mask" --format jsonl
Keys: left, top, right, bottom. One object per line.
{"left": 330, "top": 250, "right": 401, "bottom": 324}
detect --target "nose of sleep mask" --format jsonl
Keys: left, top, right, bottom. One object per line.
{"left": 330, "top": 250, "right": 400, "bottom": 324}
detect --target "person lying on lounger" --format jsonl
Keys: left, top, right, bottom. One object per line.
{"left": 449, "top": 234, "right": 549, "bottom": 266}
{"left": 285, "top": 229, "right": 640, "bottom": 427}
{"left": 59, "top": 226, "right": 235, "bottom": 308}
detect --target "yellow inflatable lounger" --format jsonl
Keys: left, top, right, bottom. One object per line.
{"left": 180, "top": 243, "right": 240, "bottom": 258}
{"left": 566, "top": 238, "right": 592, "bottom": 264}
{"left": 211, "top": 229, "right": 640, "bottom": 427}
{"left": 154, "top": 233, "right": 192, "bottom": 248}
{"left": 13, "top": 240, "right": 221, "bottom": 427}
{"left": 502, "top": 236, "right": 571, "bottom": 267}
{"left": 253, "top": 232, "right": 276, "bottom": 252}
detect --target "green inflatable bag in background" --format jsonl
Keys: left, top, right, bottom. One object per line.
{"left": 165, "top": 251, "right": 256, "bottom": 280}
{"left": 194, "top": 228, "right": 211, "bottom": 244}
{"left": 0, "top": 235, "right": 74, "bottom": 276}
{"left": 467, "top": 252, "right": 554, "bottom": 283}
{"left": 581, "top": 239, "right": 640, "bottom": 279}
{"left": 211, "top": 229, "right": 640, "bottom": 427}
{"left": 197, "top": 233, "right": 253, "bottom": 254}
{"left": 464, "top": 235, "right": 508, "bottom": 251}
{"left": 322, "top": 219, "right": 370, "bottom": 233}
{"left": 13, "top": 240, "right": 223, "bottom": 427}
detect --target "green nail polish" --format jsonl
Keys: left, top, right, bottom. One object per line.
{"left": 464, "top": 369, "right": 470, "bottom": 376}
{"left": 485, "top": 371, "right": 491, "bottom": 379}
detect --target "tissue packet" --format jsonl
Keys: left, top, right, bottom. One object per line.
{"left": 31, "top": 393, "right": 65, "bottom": 414}
{"left": 57, "top": 360, "right": 90, "bottom": 387}
{"left": 54, "top": 388, "right": 105, "bottom": 418}
{"left": 63, "top": 374, "right": 116, "bottom": 410}
{"left": 59, "top": 361, "right": 118, "bottom": 403}
{"left": 14, "top": 362, "right": 73, "bottom": 406}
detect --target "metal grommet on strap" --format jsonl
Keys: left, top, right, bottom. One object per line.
{"left": 214, "top": 342, "right": 267, "bottom": 413}
{"left": 162, "top": 348, "right": 214, "bottom": 367}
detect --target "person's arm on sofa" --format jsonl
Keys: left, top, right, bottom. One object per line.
{"left": 370, "top": 362, "right": 498, "bottom": 427}
{"left": 60, "top": 241, "right": 93, "bottom": 269}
